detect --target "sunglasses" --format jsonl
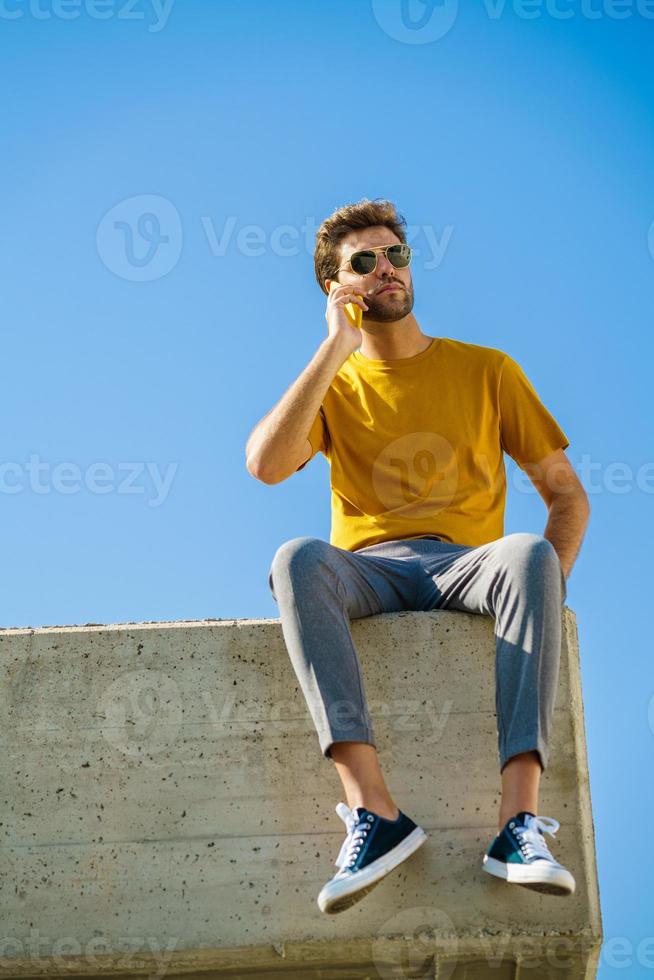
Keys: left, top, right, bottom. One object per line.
{"left": 335, "top": 242, "right": 412, "bottom": 277}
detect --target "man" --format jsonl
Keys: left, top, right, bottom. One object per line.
{"left": 245, "top": 198, "right": 590, "bottom": 915}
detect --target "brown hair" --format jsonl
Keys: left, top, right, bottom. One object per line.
{"left": 313, "top": 197, "right": 408, "bottom": 295}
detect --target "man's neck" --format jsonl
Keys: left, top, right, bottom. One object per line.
{"left": 357, "top": 327, "right": 433, "bottom": 361}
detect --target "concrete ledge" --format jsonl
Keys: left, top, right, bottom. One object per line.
{"left": 0, "top": 607, "right": 602, "bottom": 978}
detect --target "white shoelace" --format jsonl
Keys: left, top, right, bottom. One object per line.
{"left": 513, "top": 814, "right": 560, "bottom": 861}
{"left": 333, "top": 802, "right": 374, "bottom": 870}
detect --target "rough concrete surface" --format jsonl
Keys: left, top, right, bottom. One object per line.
{"left": 0, "top": 606, "right": 602, "bottom": 978}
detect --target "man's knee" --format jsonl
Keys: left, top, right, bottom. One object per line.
{"left": 268, "top": 536, "right": 329, "bottom": 593}
{"left": 503, "top": 532, "right": 556, "bottom": 562}
{"left": 502, "top": 533, "right": 563, "bottom": 587}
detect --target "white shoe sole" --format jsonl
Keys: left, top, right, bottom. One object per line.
{"left": 482, "top": 854, "right": 576, "bottom": 896}
{"left": 317, "top": 826, "right": 428, "bottom": 914}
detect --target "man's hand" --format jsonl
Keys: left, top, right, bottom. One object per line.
{"left": 326, "top": 281, "right": 369, "bottom": 354}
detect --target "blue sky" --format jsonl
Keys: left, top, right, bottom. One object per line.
{"left": 2, "top": 0, "right": 653, "bottom": 973}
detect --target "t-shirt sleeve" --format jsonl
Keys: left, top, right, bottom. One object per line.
{"left": 295, "top": 406, "right": 330, "bottom": 471}
{"left": 498, "top": 354, "right": 570, "bottom": 470}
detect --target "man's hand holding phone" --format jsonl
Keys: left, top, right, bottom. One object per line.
{"left": 326, "top": 280, "right": 368, "bottom": 356}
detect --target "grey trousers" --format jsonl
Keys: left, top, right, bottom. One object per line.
{"left": 268, "top": 532, "right": 567, "bottom": 773}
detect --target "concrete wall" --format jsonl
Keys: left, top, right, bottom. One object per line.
{"left": 0, "top": 605, "right": 602, "bottom": 978}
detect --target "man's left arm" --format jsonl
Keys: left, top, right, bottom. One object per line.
{"left": 523, "top": 448, "right": 591, "bottom": 579}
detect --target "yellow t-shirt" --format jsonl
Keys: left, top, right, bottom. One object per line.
{"left": 297, "top": 336, "right": 569, "bottom": 552}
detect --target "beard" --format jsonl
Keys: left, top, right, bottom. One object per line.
{"left": 364, "top": 283, "right": 414, "bottom": 322}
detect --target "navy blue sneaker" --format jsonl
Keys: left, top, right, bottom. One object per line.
{"left": 317, "top": 801, "right": 427, "bottom": 914}
{"left": 482, "top": 810, "right": 576, "bottom": 896}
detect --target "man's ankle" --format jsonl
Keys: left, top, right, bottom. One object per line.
{"left": 349, "top": 799, "right": 399, "bottom": 821}
{"left": 498, "top": 807, "right": 536, "bottom": 833}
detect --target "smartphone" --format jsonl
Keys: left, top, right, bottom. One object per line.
{"left": 329, "top": 280, "right": 363, "bottom": 329}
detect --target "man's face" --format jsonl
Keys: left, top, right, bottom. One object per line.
{"left": 332, "top": 225, "right": 414, "bottom": 323}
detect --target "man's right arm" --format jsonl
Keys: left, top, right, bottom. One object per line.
{"left": 245, "top": 335, "right": 352, "bottom": 485}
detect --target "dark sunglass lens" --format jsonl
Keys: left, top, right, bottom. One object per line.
{"left": 351, "top": 250, "right": 377, "bottom": 275}
{"left": 387, "top": 244, "right": 411, "bottom": 268}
